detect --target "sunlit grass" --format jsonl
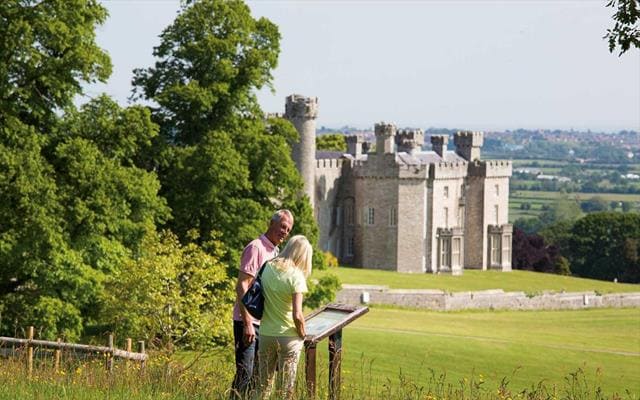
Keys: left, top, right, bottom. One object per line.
{"left": 315, "top": 267, "right": 640, "bottom": 293}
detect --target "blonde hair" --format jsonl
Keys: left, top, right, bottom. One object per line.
{"left": 272, "top": 235, "right": 313, "bottom": 278}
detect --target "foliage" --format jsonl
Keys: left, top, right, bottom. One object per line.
{"left": 0, "top": 0, "right": 111, "bottom": 130}
{"left": 131, "top": 0, "right": 323, "bottom": 271}
{"left": 580, "top": 196, "right": 610, "bottom": 212}
{"left": 0, "top": 0, "right": 175, "bottom": 341}
{"left": 317, "top": 133, "right": 347, "bottom": 152}
{"left": 513, "top": 217, "right": 544, "bottom": 235}
{"left": 512, "top": 228, "right": 562, "bottom": 274}
{"left": 103, "top": 231, "right": 234, "bottom": 350}
{"left": 323, "top": 251, "right": 339, "bottom": 268}
{"left": 568, "top": 212, "right": 640, "bottom": 283}
{"left": 605, "top": 0, "right": 640, "bottom": 55}
{"left": 304, "top": 274, "right": 340, "bottom": 310}
{"left": 539, "top": 196, "right": 582, "bottom": 225}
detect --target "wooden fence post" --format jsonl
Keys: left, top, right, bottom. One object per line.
{"left": 125, "top": 338, "right": 132, "bottom": 369}
{"left": 26, "top": 326, "right": 34, "bottom": 378}
{"left": 54, "top": 338, "right": 61, "bottom": 373}
{"left": 106, "top": 334, "right": 114, "bottom": 373}
{"left": 138, "top": 340, "right": 146, "bottom": 372}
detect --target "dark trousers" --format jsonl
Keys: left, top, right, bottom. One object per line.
{"left": 231, "top": 320, "right": 259, "bottom": 398}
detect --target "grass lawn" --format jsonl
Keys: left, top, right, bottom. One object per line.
{"left": 331, "top": 307, "right": 640, "bottom": 396}
{"left": 315, "top": 268, "right": 640, "bottom": 293}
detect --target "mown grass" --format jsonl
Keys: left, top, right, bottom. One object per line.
{"left": 315, "top": 267, "right": 640, "bottom": 293}
{"left": 1, "top": 308, "right": 638, "bottom": 399}
{"left": 338, "top": 307, "right": 640, "bottom": 395}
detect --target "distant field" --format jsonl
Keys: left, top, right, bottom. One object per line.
{"left": 315, "top": 268, "right": 640, "bottom": 293}
{"left": 508, "top": 189, "right": 640, "bottom": 221}
{"left": 512, "top": 190, "right": 640, "bottom": 202}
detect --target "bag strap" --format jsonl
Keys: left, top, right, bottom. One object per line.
{"left": 256, "top": 261, "right": 268, "bottom": 279}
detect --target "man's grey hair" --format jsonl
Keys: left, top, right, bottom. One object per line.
{"left": 271, "top": 209, "right": 294, "bottom": 224}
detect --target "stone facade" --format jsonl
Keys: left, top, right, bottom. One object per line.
{"left": 336, "top": 285, "right": 640, "bottom": 311}
{"left": 286, "top": 95, "right": 513, "bottom": 273}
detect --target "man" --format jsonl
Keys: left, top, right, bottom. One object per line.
{"left": 231, "top": 209, "right": 294, "bottom": 398}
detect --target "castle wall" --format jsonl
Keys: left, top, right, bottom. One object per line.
{"left": 464, "top": 175, "right": 485, "bottom": 269}
{"left": 336, "top": 286, "right": 640, "bottom": 311}
{"left": 397, "top": 178, "right": 427, "bottom": 273}
{"left": 429, "top": 162, "right": 468, "bottom": 273}
{"left": 354, "top": 175, "right": 398, "bottom": 270}
{"left": 315, "top": 159, "right": 350, "bottom": 257}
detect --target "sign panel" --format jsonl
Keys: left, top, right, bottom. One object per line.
{"left": 304, "top": 303, "right": 368, "bottom": 344}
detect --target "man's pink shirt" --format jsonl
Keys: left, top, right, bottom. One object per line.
{"left": 232, "top": 234, "right": 278, "bottom": 322}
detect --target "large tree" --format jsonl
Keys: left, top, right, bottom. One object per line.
{"left": 132, "top": 0, "right": 321, "bottom": 267}
{"left": 0, "top": 0, "right": 111, "bottom": 130}
{"left": 568, "top": 212, "right": 640, "bottom": 282}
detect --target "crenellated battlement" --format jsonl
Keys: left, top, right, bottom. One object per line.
{"left": 374, "top": 122, "right": 396, "bottom": 137}
{"left": 396, "top": 128, "right": 424, "bottom": 154}
{"left": 454, "top": 131, "right": 484, "bottom": 161}
{"left": 430, "top": 160, "right": 468, "bottom": 179}
{"left": 468, "top": 159, "right": 512, "bottom": 177}
{"left": 316, "top": 158, "right": 355, "bottom": 169}
{"left": 285, "top": 94, "right": 318, "bottom": 119}
{"left": 265, "top": 112, "right": 284, "bottom": 119}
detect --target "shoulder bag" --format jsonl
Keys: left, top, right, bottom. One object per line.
{"left": 241, "top": 262, "right": 268, "bottom": 320}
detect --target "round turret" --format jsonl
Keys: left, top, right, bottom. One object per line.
{"left": 285, "top": 94, "right": 318, "bottom": 208}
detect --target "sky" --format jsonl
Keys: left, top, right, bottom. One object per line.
{"left": 87, "top": 0, "right": 640, "bottom": 132}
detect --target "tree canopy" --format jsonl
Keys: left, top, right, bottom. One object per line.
{"left": 132, "top": 0, "right": 322, "bottom": 269}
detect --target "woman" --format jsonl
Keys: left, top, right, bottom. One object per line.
{"left": 257, "top": 235, "right": 312, "bottom": 400}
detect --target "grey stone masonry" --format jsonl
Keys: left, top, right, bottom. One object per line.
{"left": 337, "top": 285, "right": 640, "bottom": 311}
{"left": 285, "top": 94, "right": 318, "bottom": 209}
{"left": 282, "top": 94, "right": 513, "bottom": 274}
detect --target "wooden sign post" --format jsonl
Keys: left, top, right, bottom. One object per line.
{"left": 304, "top": 303, "right": 369, "bottom": 400}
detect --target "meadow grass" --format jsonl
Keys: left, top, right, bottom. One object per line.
{"left": 335, "top": 307, "right": 640, "bottom": 396}
{"left": 1, "top": 307, "right": 638, "bottom": 399}
{"left": 315, "top": 267, "right": 640, "bottom": 293}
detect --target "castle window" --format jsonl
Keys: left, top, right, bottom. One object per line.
{"left": 457, "top": 206, "right": 465, "bottom": 228}
{"left": 389, "top": 207, "right": 397, "bottom": 227}
{"left": 347, "top": 237, "right": 354, "bottom": 256}
{"left": 439, "top": 237, "right": 451, "bottom": 268}
{"left": 346, "top": 205, "right": 354, "bottom": 226}
{"left": 444, "top": 186, "right": 449, "bottom": 198}
{"left": 494, "top": 205, "right": 499, "bottom": 225}
{"left": 444, "top": 207, "right": 449, "bottom": 228}
{"left": 335, "top": 206, "right": 342, "bottom": 226}
{"left": 365, "top": 207, "right": 375, "bottom": 225}
{"left": 460, "top": 184, "right": 466, "bottom": 198}
{"left": 452, "top": 237, "right": 461, "bottom": 268}
{"left": 490, "top": 234, "right": 501, "bottom": 266}
{"left": 502, "top": 235, "right": 511, "bottom": 265}
{"left": 495, "top": 184, "right": 500, "bottom": 197}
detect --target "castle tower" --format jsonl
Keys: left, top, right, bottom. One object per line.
{"left": 430, "top": 135, "right": 448, "bottom": 157}
{"left": 285, "top": 94, "right": 318, "bottom": 208}
{"left": 346, "top": 134, "right": 364, "bottom": 158}
{"left": 454, "top": 131, "right": 483, "bottom": 161}
{"left": 396, "top": 129, "right": 424, "bottom": 154}
{"left": 374, "top": 122, "right": 396, "bottom": 154}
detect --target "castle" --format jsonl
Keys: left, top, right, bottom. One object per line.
{"left": 284, "top": 94, "right": 513, "bottom": 274}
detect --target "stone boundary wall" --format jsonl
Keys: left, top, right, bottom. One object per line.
{"left": 336, "top": 285, "right": 640, "bottom": 311}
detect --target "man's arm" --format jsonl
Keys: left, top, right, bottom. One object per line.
{"left": 236, "top": 271, "right": 257, "bottom": 344}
